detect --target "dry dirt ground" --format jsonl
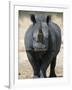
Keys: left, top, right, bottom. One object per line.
{"left": 18, "top": 12, "right": 63, "bottom": 79}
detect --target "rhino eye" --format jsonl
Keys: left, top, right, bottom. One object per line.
{"left": 33, "top": 36, "right": 35, "bottom": 40}
{"left": 33, "top": 35, "right": 37, "bottom": 41}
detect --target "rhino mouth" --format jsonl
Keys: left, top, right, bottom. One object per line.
{"left": 34, "top": 48, "right": 48, "bottom": 51}
{"left": 33, "top": 42, "right": 48, "bottom": 51}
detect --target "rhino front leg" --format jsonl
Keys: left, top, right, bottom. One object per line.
{"left": 41, "top": 52, "right": 55, "bottom": 78}
{"left": 26, "top": 51, "right": 40, "bottom": 78}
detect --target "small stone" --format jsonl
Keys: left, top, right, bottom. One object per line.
{"left": 19, "top": 72, "right": 21, "bottom": 75}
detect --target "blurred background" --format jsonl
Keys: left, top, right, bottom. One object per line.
{"left": 18, "top": 11, "right": 63, "bottom": 79}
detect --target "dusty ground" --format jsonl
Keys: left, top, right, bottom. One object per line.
{"left": 18, "top": 11, "right": 63, "bottom": 79}
{"left": 18, "top": 60, "right": 63, "bottom": 79}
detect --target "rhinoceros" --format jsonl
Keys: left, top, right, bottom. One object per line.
{"left": 24, "top": 14, "right": 61, "bottom": 78}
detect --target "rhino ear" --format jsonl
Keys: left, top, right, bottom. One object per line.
{"left": 30, "top": 14, "right": 36, "bottom": 24}
{"left": 46, "top": 15, "right": 51, "bottom": 24}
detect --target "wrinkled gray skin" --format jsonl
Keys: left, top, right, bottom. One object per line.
{"left": 24, "top": 15, "right": 61, "bottom": 78}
